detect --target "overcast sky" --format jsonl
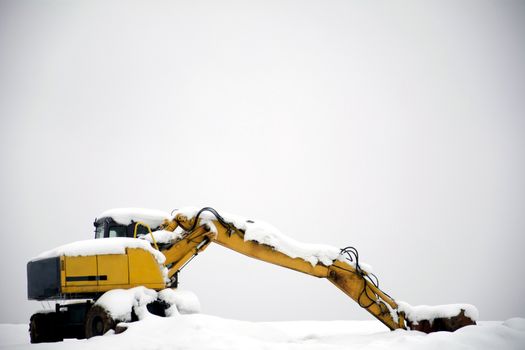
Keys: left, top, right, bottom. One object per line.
{"left": 0, "top": 0, "right": 524, "bottom": 324}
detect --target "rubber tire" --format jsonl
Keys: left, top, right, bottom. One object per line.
{"left": 29, "top": 313, "right": 63, "bottom": 343}
{"left": 84, "top": 305, "right": 116, "bottom": 339}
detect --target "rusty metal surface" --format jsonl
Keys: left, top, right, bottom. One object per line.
{"left": 407, "top": 310, "right": 476, "bottom": 333}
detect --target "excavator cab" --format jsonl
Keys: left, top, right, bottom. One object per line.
{"left": 93, "top": 217, "right": 152, "bottom": 239}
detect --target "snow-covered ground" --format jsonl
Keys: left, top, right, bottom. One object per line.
{"left": 0, "top": 288, "right": 521, "bottom": 348}
{"left": 1, "top": 316, "right": 524, "bottom": 350}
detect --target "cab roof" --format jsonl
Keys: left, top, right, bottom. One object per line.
{"left": 96, "top": 208, "right": 170, "bottom": 228}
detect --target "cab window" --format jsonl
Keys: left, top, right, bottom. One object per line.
{"left": 134, "top": 224, "right": 150, "bottom": 237}
{"left": 95, "top": 225, "right": 105, "bottom": 239}
{"left": 108, "top": 226, "right": 127, "bottom": 238}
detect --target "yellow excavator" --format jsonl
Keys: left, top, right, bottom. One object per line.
{"left": 27, "top": 207, "right": 476, "bottom": 343}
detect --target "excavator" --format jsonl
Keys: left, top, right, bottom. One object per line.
{"left": 26, "top": 207, "right": 476, "bottom": 343}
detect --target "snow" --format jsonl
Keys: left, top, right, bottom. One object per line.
{"left": 139, "top": 229, "right": 182, "bottom": 245}
{"left": 158, "top": 289, "right": 201, "bottom": 316}
{"left": 95, "top": 287, "right": 158, "bottom": 321}
{"left": 397, "top": 301, "right": 479, "bottom": 325}
{"left": 173, "top": 207, "right": 342, "bottom": 267}
{"left": 33, "top": 237, "right": 166, "bottom": 265}
{"left": 95, "top": 287, "right": 200, "bottom": 321}
{"left": 503, "top": 318, "right": 525, "bottom": 331}
{"left": 2, "top": 317, "right": 524, "bottom": 349}
{"left": 0, "top": 324, "right": 29, "bottom": 349}
{"left": 97, "top": 208, "right": 169, "bottom": 228}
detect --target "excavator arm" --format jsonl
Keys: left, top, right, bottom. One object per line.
{"left": 158, "top": 208, "right": 478, "bottom": 332}
{"left": 157, "top": 208, "right": 468, "bottom": 332}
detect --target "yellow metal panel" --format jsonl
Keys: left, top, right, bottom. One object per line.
{"left": 163, "top": 226, "right": 210, "bottom": 265}
{"left": 163, "top": 217, "right": 329, "bottom": 278}
{"left": 127, "top": 248, "right": 165, "bottom": 285}
{"left": 60, "top": 249, "right": 165, "bottom": 294}
{"left": 97, "top": 254, "right": 129, "bottom": 285}
{"left": 213, "top": 225, "right": 329, "bottom": 278}
{"left": 328, "top": 261, "right": 404, "bottom": 330}
{"left": 64, "top": 256, "right": 98, "bottom": 286}
{"left": 60, "top": 256, "right": 65, "bottom": 287}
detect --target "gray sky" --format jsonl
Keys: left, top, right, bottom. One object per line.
{"left": 1, "top": 0, "right": 524, "bottom": 324}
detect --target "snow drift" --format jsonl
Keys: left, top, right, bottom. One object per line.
{"left": 95, "top": 287, "right": 200, "bottom": 322}
{"left": 1, "top": 316, "right": 524, "bottom": 349}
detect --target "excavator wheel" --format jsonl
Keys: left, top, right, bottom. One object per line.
{"left": 29, "top": 312, "right": 63, "bottom": 343}
{"left": 146, "top": 300, "right": 168, "bottom": 317}
{"left": 84, "top": 305, "right": 116, "bottom": 339}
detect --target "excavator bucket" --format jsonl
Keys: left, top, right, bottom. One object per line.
{"left": 407, "top": 309, "right": 476, "bottom": 333}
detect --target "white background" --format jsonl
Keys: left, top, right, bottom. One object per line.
{"left": 0, "top": 0, "right": 524, "bottom": 324}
